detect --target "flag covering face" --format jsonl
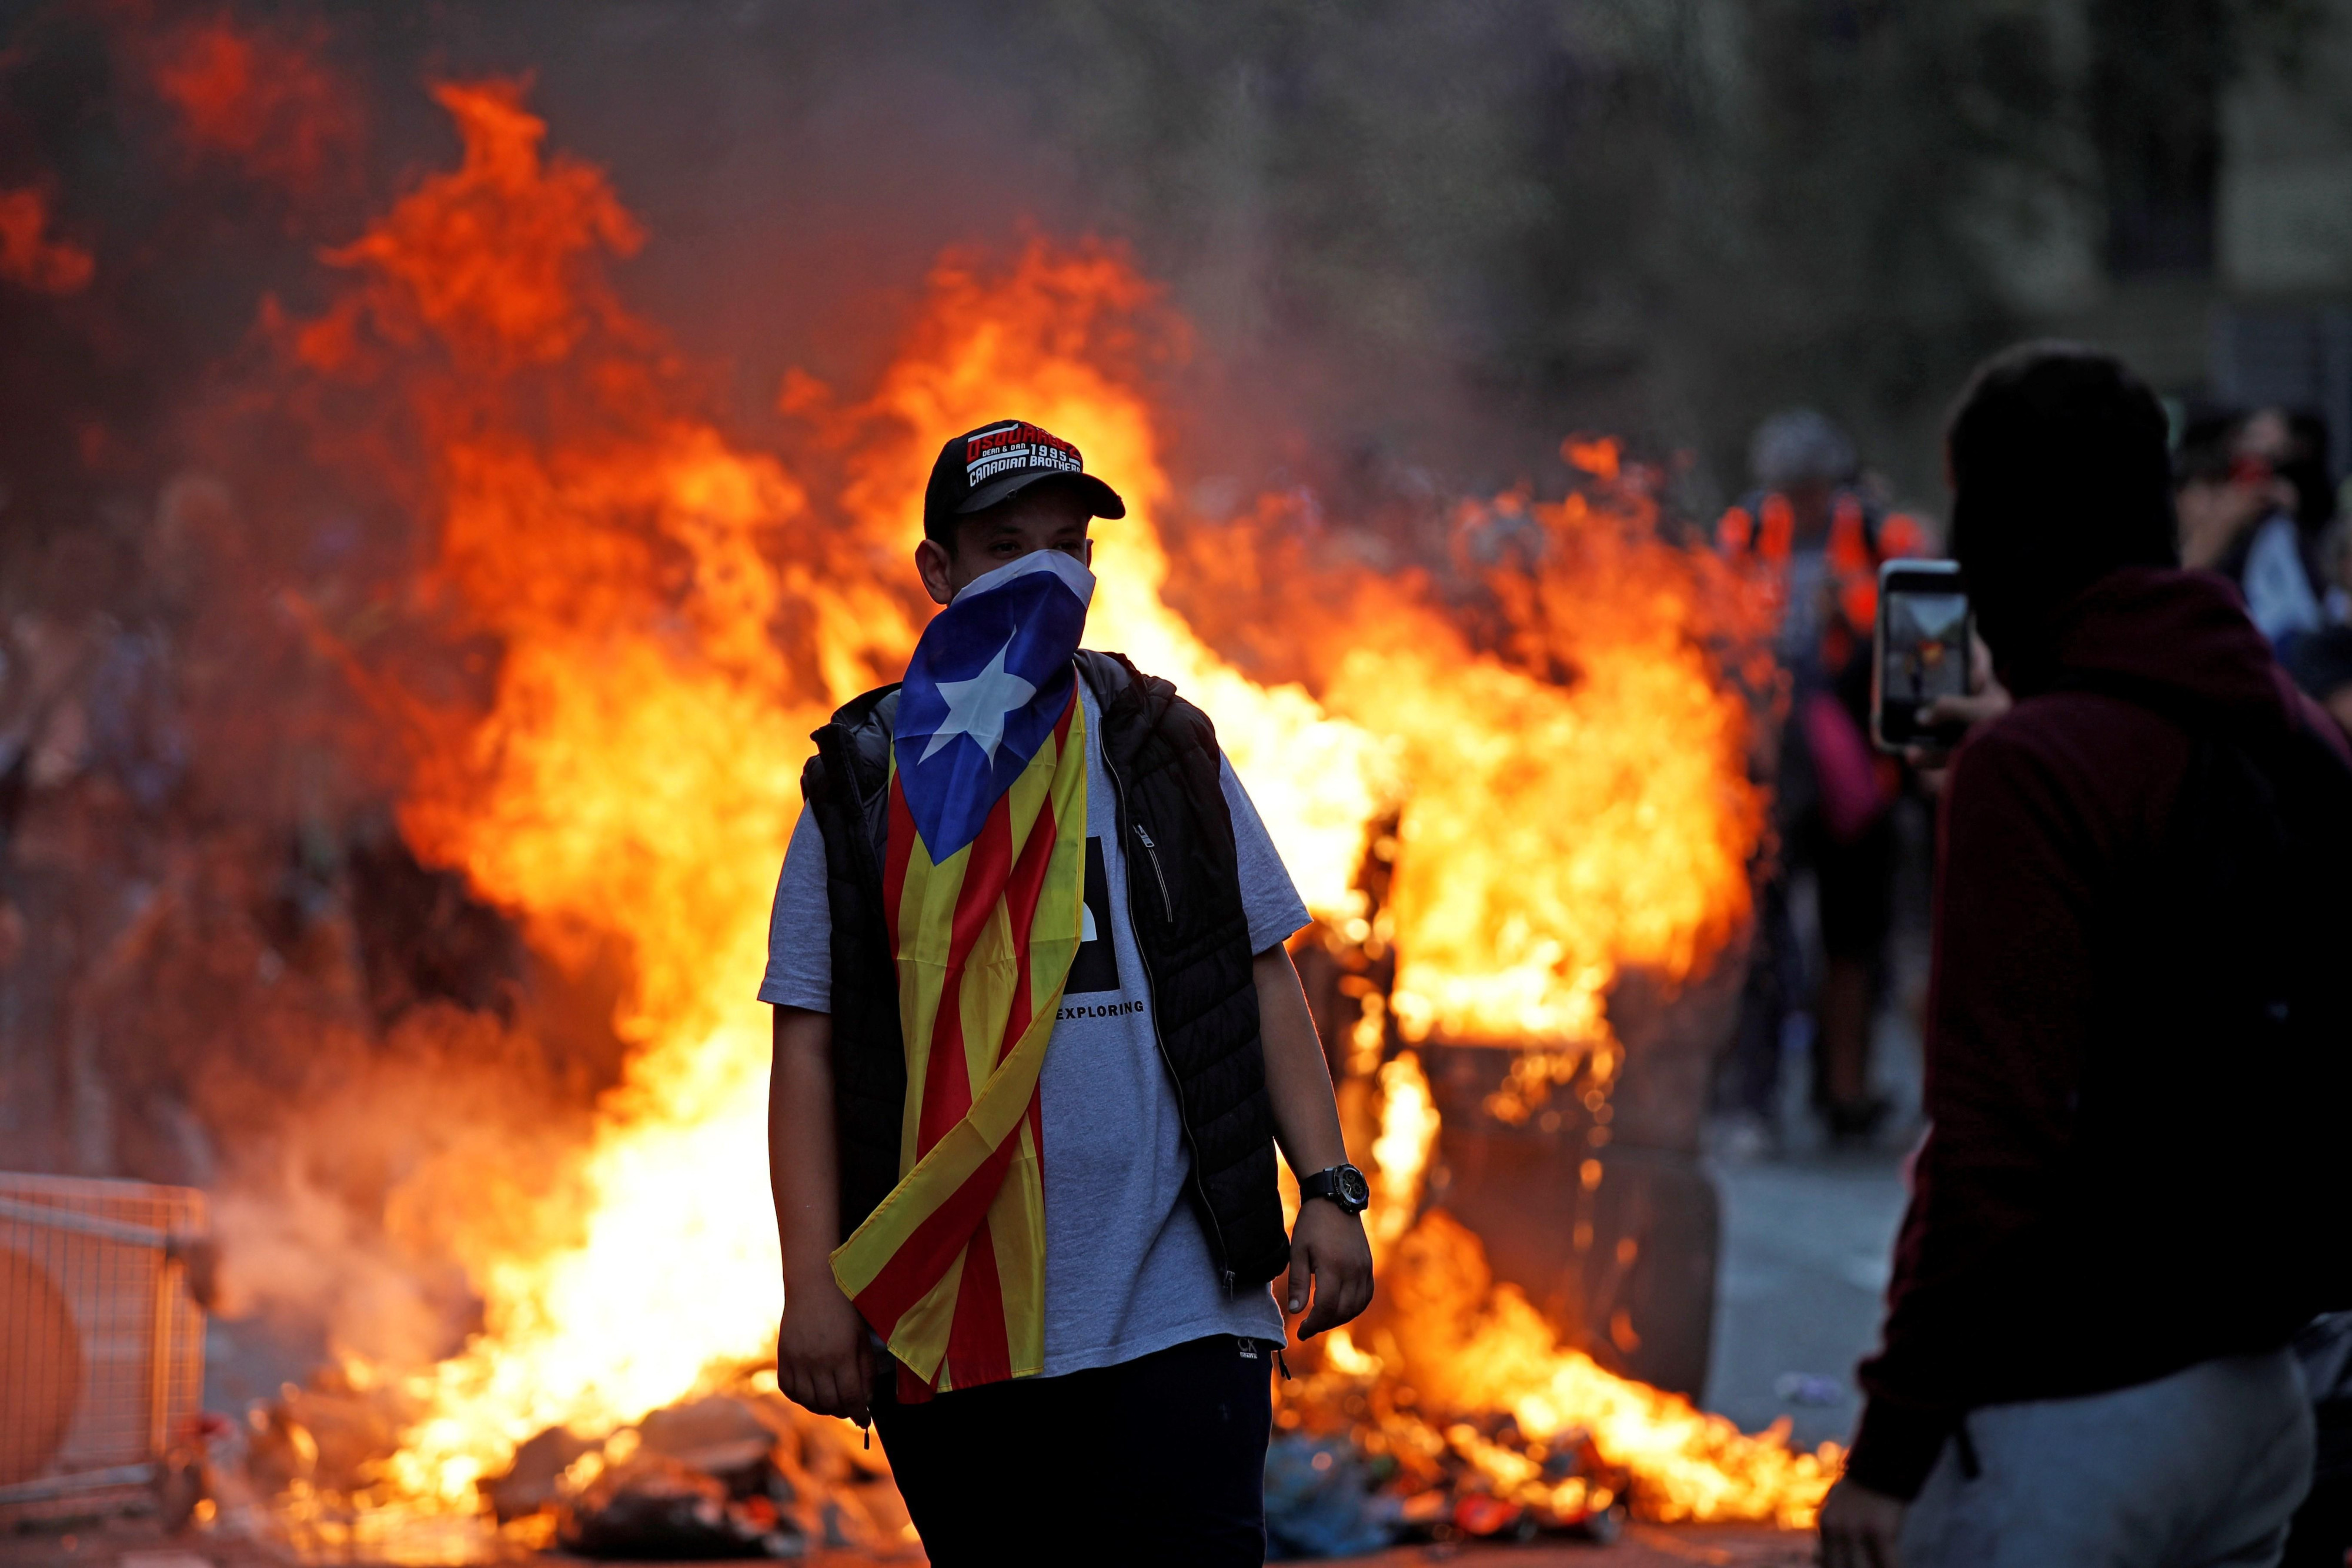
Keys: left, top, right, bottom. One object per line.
{"left": 829, "top": 549, "right": 1095, "bottom": 1398}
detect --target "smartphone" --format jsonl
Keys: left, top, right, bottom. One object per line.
{"left": 1872, "top": 559, "right": 1971, "bottom": 754}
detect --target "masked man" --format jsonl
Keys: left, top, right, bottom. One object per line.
{"left": 764, "top": 421, "right": 1374, "bottom": 1567}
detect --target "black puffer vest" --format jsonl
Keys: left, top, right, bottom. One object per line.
{"left": 798, "top": 649, "right": 1291, "bottom": 1292}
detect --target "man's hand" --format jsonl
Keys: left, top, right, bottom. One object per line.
{"left": 1903, "top": 633, "right": 2012, "bottom": 785}
{"left": 1817, "top": 1477, "right": 1907, "bottom": 1568}
{"left": 2176, "top": 474, "right": 2270, "bottom": 570}
{"left": 1286, "top": 1198, "right": 1374, "bottom": 1339}
{"left": 1254, "top": 942, "right": 1377, "bottom": 1338}
{"left": 776, "top": 1271, "right": 873, "bottom": 1426}
{"left": 771, "top": 1005, "right": 870, "bottom": 1425}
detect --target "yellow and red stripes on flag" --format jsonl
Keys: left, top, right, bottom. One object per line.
{"left": 828, "top": 686, "right": 1088, "bottom": 1398}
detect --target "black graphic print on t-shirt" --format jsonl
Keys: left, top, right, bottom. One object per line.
{"left": 1064, "top": 836, "right": 1121, "bottom": 995}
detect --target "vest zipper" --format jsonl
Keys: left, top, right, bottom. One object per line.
{"left": 1132, "top": 823, "right": 1175, "bottom": 923}
{"left": 1103, "top": 726, "right": 1237, "bottom": 1296}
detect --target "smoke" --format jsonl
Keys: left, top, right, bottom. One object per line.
{"left": 205, "top": 999, "right": 603, "bottom": 1370}
{"left": 0, "top": 0, "right": 2032, "bottom": 1399}
{"left": 0, "top": 0, "right": 1484, "bottom": 1392}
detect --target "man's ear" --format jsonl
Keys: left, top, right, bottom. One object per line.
{"left": 915, "top": 537, "right": 956, "bottom": 606}
{"left": 1081, "top": 537, "right": 1093, "bottom": 570}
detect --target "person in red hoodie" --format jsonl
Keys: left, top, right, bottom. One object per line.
{"left": 1819, "top": 343, "right": 2352, "bottom": 1567}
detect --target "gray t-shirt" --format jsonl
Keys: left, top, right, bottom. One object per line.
{"left": 760, "top": 680, "right": 1303, "bottom": 1374}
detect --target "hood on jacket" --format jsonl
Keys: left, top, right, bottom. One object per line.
{"left": 2009, "top": 566, "right": 2300, "bottom": 730}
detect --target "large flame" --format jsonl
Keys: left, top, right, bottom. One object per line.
{"left": 1326, "top": 1206, "right": 1835, "bottom": 1528}
{"left": 827, "top": 244, "right": 1401, "bottom": 919}
{"left": 254, "top": 77, "right": 1821, "bottom": 1546}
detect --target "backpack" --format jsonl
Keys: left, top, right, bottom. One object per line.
{"left": 2060, "top": 668, "right": 2352, "bottom": 1321}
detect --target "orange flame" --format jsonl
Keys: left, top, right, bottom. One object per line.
{"left": 0, "top": 187, "right": 93, "bottom": 295}
{"left": 1367, "top": 1212, "right": 1836, "bottom": 1526}
{"left": 823, "top": 240, "right": 1401, "bottom": 915}
{"left": 150, "top": 15, "right": 360, "bottom": 192}
{"left": 1561, "top": 434, "right": 1621, "bottom": 482}
{"left": 257, "top": 77, "right": 1823, "bottom": 1548}
{"left": 280, "top": 82, "right": 843, "bottom": 1530}
{"left": 1367, "top": 1052, "right": 1438, "bottom": 1259}
{"left": 1331, "top": 487, "right": 1766, "bottom": 1054}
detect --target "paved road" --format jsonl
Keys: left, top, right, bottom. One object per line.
{"left": 1698, "top": 871, "right": 1927, "bottom": 1455}
{"left": 1702, "top": 1152, "right": 1911, "bottom": 1455}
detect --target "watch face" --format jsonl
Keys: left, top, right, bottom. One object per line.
{"left": 1337, "top": 1165, "right": 1371, "bottom": 1209}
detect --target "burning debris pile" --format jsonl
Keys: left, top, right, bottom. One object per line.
{"left": 193, "top": 1373, "right": 913, "bottom": 1561}
{"left": 11, "top": 17, "right": 1842, "bottom": 1559}
{"left": 1251, "top": 1035, "right": 1834, "bottom": 1554}
{"left": 530, "top": 1392, "right": 907, "bottom": 1562}
{"left": 1268, "top": 1210, "right": 1835, "bottom": 1550}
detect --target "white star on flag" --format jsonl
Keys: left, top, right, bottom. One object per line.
{"left": 919, "top": 633, "right": 1038, "bottom": 764}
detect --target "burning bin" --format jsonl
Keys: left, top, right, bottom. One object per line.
{"left": 1414, "top": 959, "right": 1742, "bottom": 1400}
{"left": 0, "top": 1173, "right": 209, "bottom": 1523}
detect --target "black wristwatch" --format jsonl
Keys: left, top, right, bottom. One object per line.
{"left": 1300, "top": 1164, "right": 1371, "bottom": 1215}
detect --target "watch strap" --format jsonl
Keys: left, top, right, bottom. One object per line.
{"left": 1301, "top": 1164, "right": 1368, "bottom": 1212}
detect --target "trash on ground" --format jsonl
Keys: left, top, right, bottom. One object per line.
{"left": 183, "top": 1371, "right": 917, "bottom": 1562}
{"left": 1265, "top": 1399, "right": 1632, "bottom": 1556}
{"left": 1772, "top": 1373, "right": 1845, "bottom": 1407}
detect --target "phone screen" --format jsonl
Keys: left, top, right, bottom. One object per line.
{"left": 1875, "top": 580, "right": 1970, "bottom": 750}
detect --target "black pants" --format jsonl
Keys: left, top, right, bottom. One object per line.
{"left": 871, "top": 1333, "right": 1274, "bottom": 1567}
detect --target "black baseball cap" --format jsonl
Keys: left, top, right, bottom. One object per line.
{"left": 922, "top": 419, "right": 1126, "bottom": 544}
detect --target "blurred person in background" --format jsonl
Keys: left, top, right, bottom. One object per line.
{"left": 2281, "top": 1312, "right": 2352, "bottom": 1568}
{"left": 2179, "top": 406, "right": 2337, "bottom": 648}
{"left": 2288, "top": 517, "right": 2352, "bottom": 740}
{"left": 2283, "top": 626, "right": 2352, "bottom": 741}
{"left": 2173, "top": 408, "right": 2267, "bottom": 570}
{"left": 1714, "top": 410, "right": 1929, "bottom": 1151}
{"left": 2321, "top": 509, "right": 2352, "bottom": 624}
{"left": 1819, "top": 344, "right": 2352, "bottom": 1567}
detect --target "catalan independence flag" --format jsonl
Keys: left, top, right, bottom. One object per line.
{"left": 830, "top": 550, "right": 1094, "bottom": 1399}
